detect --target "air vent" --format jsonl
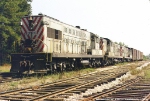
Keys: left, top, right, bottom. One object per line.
{"left": 76, "top": 26, "right": 80, "bottom": 29}
{"left": 38, "top": 13, "right": 43, "bottom": 15}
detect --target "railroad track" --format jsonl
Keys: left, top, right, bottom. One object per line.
{"left": 0, "top": 72, "right": 12, "bottom": 77}
{"left": 0, "top": 72, "right": 14, "bottom": 83}
{"left": 0, "top": 72, "right": 22, "bottom": 84}
{"left": 0, "top": 67, "right": 128, "bottom": 101}
{"left": 0, "top": 77, "right": 20, "bottom": 84}
{"left": 81, "top": 77, "right": 150, "bottom": 101}
{"left": 0, "top": 61, "right": 145, "bottom": 85}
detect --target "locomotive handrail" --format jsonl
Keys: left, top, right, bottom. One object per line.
{"left": 32, "top": 38, "right": 48, "bottom": 62}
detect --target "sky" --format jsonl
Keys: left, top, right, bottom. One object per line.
{"left": 31, "top": 0, "right": 150, "bottom": 55}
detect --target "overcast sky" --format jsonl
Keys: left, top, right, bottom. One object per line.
{"left": 31, "top": 0, "right": 150, "bottom": 55}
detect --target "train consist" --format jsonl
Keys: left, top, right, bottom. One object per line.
{"left": 10, "top": 14, "right": 143, "bottom": 74}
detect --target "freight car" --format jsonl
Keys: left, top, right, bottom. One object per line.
{"left": 10, "top": 14, "right": 143, "bottom": 74}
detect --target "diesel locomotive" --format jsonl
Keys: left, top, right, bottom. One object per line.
{"left": 10, "top": 14, "right": 143, "bottom": 74}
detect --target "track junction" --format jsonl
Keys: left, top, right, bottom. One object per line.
{"left": 0, "top": 61, "right": 150, "bottom": 101}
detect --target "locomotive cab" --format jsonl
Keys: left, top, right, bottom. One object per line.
{"left": 10, "top": 14, "right": 50, "bottom": 74}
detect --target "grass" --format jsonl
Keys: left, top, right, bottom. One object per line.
{"left": 128, "top": 61, "right": 147, "bottom": 75}
{"left": 143, "top": 65, "right": 150, "bottom": 79}
{"left": 144, "top": 70, "right": 150, "bottom": 79}
{"left": 127, "top": 62, "right": 150, "bottom": 79}
{"left": 130, "top": 68, "right": 142, "bottom": 75}
{"left": 0, "top": 61, "right": 148, "bottom": 92}
{"left": 0, "top": 67, "right": 95, "bottom": 92}
{"left": 115, "top": 62, "right": 128, "bottom": 66}
{"left": 0, "top": 64, "right": 11, "bottom": 72}
{"left": 10, "top": 82, "right": 18, "bottom": 87}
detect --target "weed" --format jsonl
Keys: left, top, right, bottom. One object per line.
{"left": 130, "top": 69, "right": 142, "bottom": 75}
{"left": 115, "top": 62, "right": 128, "bottom": 66}
{"left": 10, "top": 82, "right": 18, "bottom": 87}
{"left": 144, "top": 70, "right": 150, "bottom": 79}
{"left": 41, "top": 78, "right": 46, "bottom": 84}
{"left": 143, "top": 65, "right": 150, "bottom": 79}
{"left": 0, "top": 64, "right": 11, "bottom": 72}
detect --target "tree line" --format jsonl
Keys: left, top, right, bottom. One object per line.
{"left": 114, "top": 42, "right": 128, "bottom": 47}
{"left": 0, "top": 0, "right": 32, "bottom": 65}
{"left": 0, "top": 1, "right": 147, "bottom": 65}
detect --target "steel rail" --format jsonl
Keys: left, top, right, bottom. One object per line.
{"left": 31, "top": 69, "right": 127, "bottom": 100}
{"left": 81, "top": 76, "right": 142, "bottom": 101}
{"left": 0, "top": 68, "right": 128, "bottom": 100}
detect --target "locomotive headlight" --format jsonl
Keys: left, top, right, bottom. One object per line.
{"left": 20, "top": 21, "right": 22, "bottom": 26}
{"left": 28, "top": 47, "right": 31, "bottom": 51}
{"left": 25, "top": 47, "right": 32, "bottom": 53}
{"left": 28, "top": 16, "right": 33, "bottom": 20}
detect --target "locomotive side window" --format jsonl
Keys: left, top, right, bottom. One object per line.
{"left": 47, "top": 27, "right": 52, "bottom": 38}
{"left": 96, "top": 38, "right": 99, "bottom": 43}
{"left": 83, "top": 33, "right": 85, "bottom": 37}
{"left": 58, "top": 30, "right": 62, "bottom": 40}
{"left": 64, "top": 27, "right": 67, "bottom": 33}
{"left": 69, "top": 29, "right": 71, "bottom": 34}
{"left": 55, "top": 30, "right": 58, "bottom": 39}
{"left": 81, "top": 32, "right": 83, "bottom": 37}
{"left": 80, "top": 32, "right": 82, "bottom": 37}
{"left": 76, "top": 31, "right": 78, "bottom": 36}
{"left": 73, "top": 30, "right": 75, "bottom": 35}
{"left": 79, "top": 32, "right": 81, "bottom": 37}
{"left": 78, "top": 31, "right": 80, "bottom": 36}
{"left": 47, "top": 27, "right": 62, "bottom": 40}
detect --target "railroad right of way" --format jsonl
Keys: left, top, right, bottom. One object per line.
{"left": 0, "top": 65, "right": 129, "bottom": 100}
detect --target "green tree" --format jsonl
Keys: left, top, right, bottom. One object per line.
{"left": 0, "top": 0, "right": 32, "bottom": 65}
{"left": 118, "top": 42, "right": 128, "bottom": 47}
{"left": 114, "top": 42, "right": 118, "bottom": 44}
